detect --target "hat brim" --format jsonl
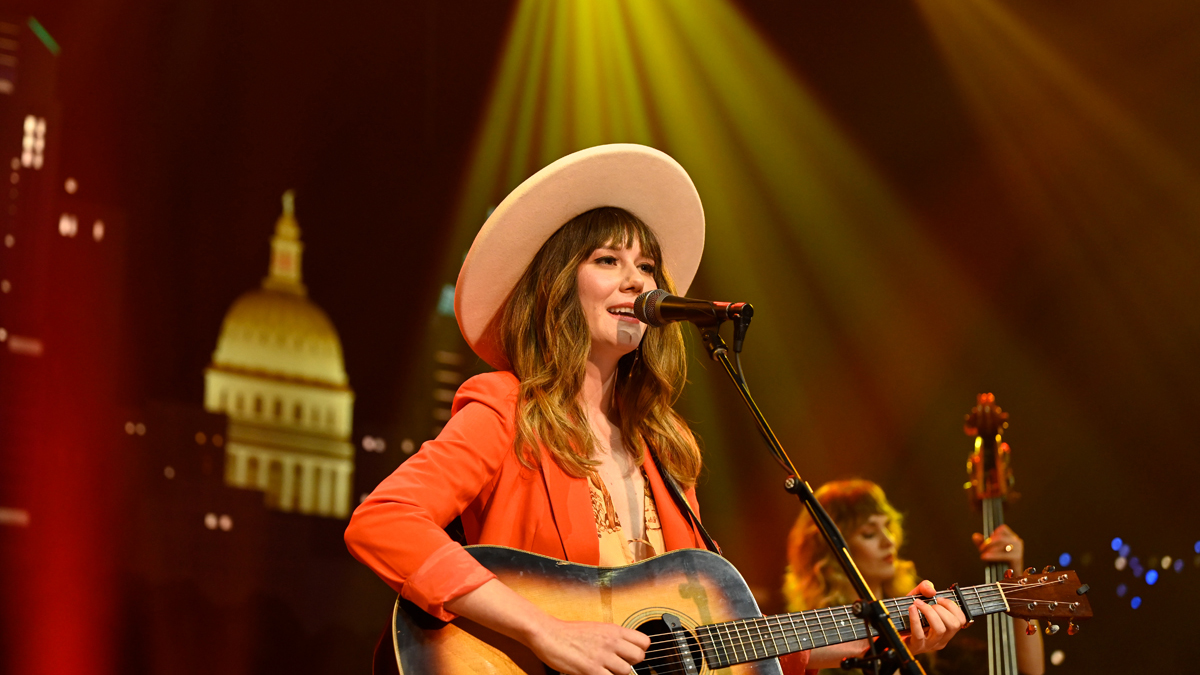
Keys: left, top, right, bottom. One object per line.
{"left": 455, "top": 144, "right": 705, "bottom": 370}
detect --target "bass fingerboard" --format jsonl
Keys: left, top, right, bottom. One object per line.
{"left": 983, "top": 497, "right": 1020, "bottom": 675}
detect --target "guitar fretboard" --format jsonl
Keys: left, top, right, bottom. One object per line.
{"left": 695, "top": 584, "right": 1009, "bottom": 669}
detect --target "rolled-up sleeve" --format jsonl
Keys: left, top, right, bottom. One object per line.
{"left": 344, "top": 376, "right": 515, "bottom": 621}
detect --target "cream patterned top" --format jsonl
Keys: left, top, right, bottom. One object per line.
{"left": 587, "top": 469, "right": 664, "bottom": 566}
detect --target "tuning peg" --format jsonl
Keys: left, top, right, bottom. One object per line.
{"left": 1045, "top": 623, "right": 1060, "bottom": 635}
{"left": 1076, "top": 584, "right": 1090, "bottom": 595}
{"left": 1026, "top": 620, "right": 1039, "bottom": 636}
{"left": 1067, "top": 621, "right": 1081, "bottom": 636}
{"left": 1023, "top": 567, "right": 1037, "bottom": 576}
{"left": 1042, "top": 565, "right": 1056, "bottom": 574}
{"left": 1004, "top": 568, "right": 1015, "bottom": 579}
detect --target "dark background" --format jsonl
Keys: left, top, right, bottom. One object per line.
{"left": 2, "top": 0, "right": 1198, "bottom": 673}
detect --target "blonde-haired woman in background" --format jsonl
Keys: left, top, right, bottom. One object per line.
{"left": 784, "top": 479, "right": 1044, "bottom": 675}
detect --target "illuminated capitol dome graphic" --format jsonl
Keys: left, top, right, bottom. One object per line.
{"left": 204, "top": 191, "right": 355, "bottom": 518}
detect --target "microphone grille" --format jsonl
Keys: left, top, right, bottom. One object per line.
{"left": 634, "top": 289, "right": 669, "bottom": 327}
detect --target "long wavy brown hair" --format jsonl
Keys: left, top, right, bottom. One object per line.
{"left": 783, "top": 479, "right": 919, "bottom": 611}
{"left": 496, "top": 207, "right": 702, "bottom": 487}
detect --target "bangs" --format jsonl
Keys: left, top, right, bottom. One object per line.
{"left": 818, "top": 479, "right": 903, "bottom": 536}
{"left": 574, "top": 207, "right": 663, "bottom": 266}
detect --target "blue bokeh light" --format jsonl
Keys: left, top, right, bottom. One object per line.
{"left": 1116, "top": 583, "right": 1127, "bottom": 597}
{"left": 1120, "top": 544, "right": 1131, "bottom": 557}
{"left": 1146, "top": 569, "right": 1159, "bottom": 585}
{"left": 1175, "top": 559, "right": 1184, "bottom": 572}
{"left": 1194, "top": 541, "right": 1200, "bottom": 554}
{"left": 1131, "top": 596, "right": 1142, "bottom": 609}
{"left": 1111, "top": 537, "right": 1123, "bottom": 552}
{"left": 1059, "top": 552, "right": 1072, "bottom": 567}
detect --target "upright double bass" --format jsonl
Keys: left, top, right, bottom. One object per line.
{"left": 963, "top": 393, "right": 1020, "bottom": 675}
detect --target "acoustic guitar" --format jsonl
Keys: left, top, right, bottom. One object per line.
{"left": 389, "top": 546, "right": 1091, "bottom": 675}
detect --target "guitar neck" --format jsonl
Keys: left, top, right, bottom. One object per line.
{"left": 696, "top": 584, "right": 1008, "bottom": 669}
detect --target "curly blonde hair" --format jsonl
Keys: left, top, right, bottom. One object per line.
{"left": 496, "top": 207, "right": 703, "bottom": 488}
{"left": 783, "top": 479, "right": 919, "bottom": 611}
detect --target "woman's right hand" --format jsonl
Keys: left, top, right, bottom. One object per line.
{"left": 527, "top": 617, "right": 650, "bottom": 675}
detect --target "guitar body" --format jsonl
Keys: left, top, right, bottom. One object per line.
{"left": 391, "top": 546, "right": 783, "bottom": 675}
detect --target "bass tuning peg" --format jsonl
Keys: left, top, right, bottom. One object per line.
{"left": 1026, "top": 620, "right": 1039, "bottom": 636}
{"left": 1023, "top": 566, "right": 1037, "bottom": 576}
{"left": 1044, "top": 623, "right": 1060, "bottom": 635}
{"left": 1042, "top": 565, "right": 1056, "bottom": 573}
{"left": 1004, "top": 568, "right": 1015, "bottom": 579}
{"left": 1067, "top": 620, "right": 1081, "bottom": 636}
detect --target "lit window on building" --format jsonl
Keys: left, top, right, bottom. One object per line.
{"left": 58, "top": 213, "right": 77, "bottom": 237}
{"left": 7, "top": 334, "right": 43, "bottom": 356}
{"left": 0, "top": 508, "right": 31, "bottom": 528}
{"left": 21, "top": 116, "right": 46, "bottom": 169}
{"left": 434, "top": 369, "right": 460, "bottom": 385}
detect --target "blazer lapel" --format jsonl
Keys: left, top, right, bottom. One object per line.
{"left": 642, "top": 454, "right": 702, "bottom": 551}
{"left": 539, "top": 449, "right": 599, "bottom": 565}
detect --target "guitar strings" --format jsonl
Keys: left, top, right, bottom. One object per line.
{"left": 628, "top": 581, "right": 1051, "bottom": 662}
{"left": 635, "top": 591, "right": 1007, "bottom": 660}
{"left": 634, "top": 587, "right": 1009, "bottom": 662}
{"left": 632, "top": 596, "right": 1011, "bottom": 675}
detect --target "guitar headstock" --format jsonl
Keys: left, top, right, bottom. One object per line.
{"left": 964, "top": 393, "right": 1014, "bottom": 503}
{"left": 1001, "top": 568, "right": 1093, "bottom": 633}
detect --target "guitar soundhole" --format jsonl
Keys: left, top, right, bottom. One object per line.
{"left": 632, "top": 618, "right": 704, "bottom": 675}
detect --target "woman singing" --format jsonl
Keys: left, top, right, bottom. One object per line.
{"left": 346, "top": 145, "right": 960, "bottom": 675}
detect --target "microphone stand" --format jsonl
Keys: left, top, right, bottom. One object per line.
{"left": 694, "top": 311, "right": 923, "bottom": 675}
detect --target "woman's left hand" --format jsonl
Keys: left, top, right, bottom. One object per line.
{"left": 973, "top": 524, "right": 1024, "bottom": 572}
{"left": 905, "top": 580, "right": 967, "bottom": 654}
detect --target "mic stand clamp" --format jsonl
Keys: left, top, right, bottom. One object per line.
{"left": 695, "top": 322, "right": 924, "bottom": 675}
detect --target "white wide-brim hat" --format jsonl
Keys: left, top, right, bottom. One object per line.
{"left": 455, "top": 143, "right": 705, "bottom": 370}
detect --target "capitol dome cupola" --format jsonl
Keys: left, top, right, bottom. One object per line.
{"left": 209, "top": 191, "right": 348, "bottom": 387}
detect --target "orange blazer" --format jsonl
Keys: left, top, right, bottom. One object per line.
{"left": 344, "top": 371, "right": 711, "bottom": 621}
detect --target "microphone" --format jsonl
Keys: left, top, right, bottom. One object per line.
{"left": 633, "top": 289, "right": 752, "bottom": 327}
